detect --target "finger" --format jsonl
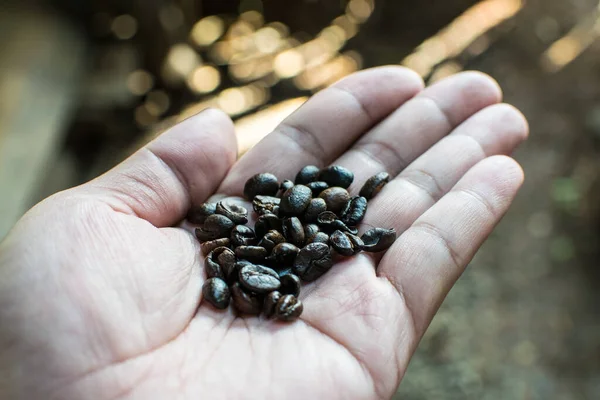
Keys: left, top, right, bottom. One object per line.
{"left": 218, "top": 66, "right": 424, "bottom": 195}
{"left": 377, "top": 156, "right": 525, "bottom": 335}
{"left": 333, "top": 71, "right": 503, "bottom": 190}
{"left": 82, "top": 109, "right": 238, "bottom": 227}
{"left": 362, "top": 103, "right": 528, "bottom": 232}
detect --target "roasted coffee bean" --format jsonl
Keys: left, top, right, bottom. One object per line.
{"left": 187, "top": 203, "right": 216, "bottom": 224}
{"left": 359, "top": 172, "right": 390, "bottom": 200}
{"left": 306, "top": 181, "right": 329, "bottom": 197}
{"left": 263, "top": 291, "right": 282, "bottom": 318}
{"left": 227, "top": 260, "right": 252, "bottom": 283}
{"left": 308, "top": 232, "right": 329, "bottom": 244}
{"left": 293, "top": 242, "right": 333, "bottom": 282}
{"left": 340, "top": 196, "right": 368, "bottom": 226}
{"left": 231, "top": 282, "right": 263, "bottom": 315}
{"left": 282, "top": 217, "right": 305, "bottom": 247}
{"left": 319, "top": 187, "right": 351, "bottom": 215}
{"left": 279, "top": 179, "right": 294, "bottom": 194}
{"left": 205, "top": 256, "right": 224, "bottom": 279}
{"left": 244, "top": 173, "right": 279, "bottom": 200}
{"left": 270, "top": 243, "right": 300, "bottom": 268}
{"left": 253, "top": 195, "right": 281, "bottom": 215}
{"left": 202, "top": 278, "right": 230, "bottom": 309}
{"left": 275, "top": 295, "right": 303, "bottom": 322}
{"left": 346, "top": 233, "right": 364, "bottom": 252}
{"left": 255, "top": 213, "right": 283, "bottom": 238}
{"left": 303, "top": 224, "right": 320, "bottom": 242}
{"left": 195, "top": 214, "right": 235, "bottom": 241}
{"left": 316, "top": 211, "right": 357, "bottom": 234}
{"left": 231, "top": 225, "right": 257, "bottom": 247}
{"left": 304, "top": 198, "right": 327, "bottom": 222}
{"left": 279, "top": 273, "right": 301, "bottom": 297}
{"left": 257, "top": 230, "right": 285, "bottom": 253}
{"left": 361, "top": 228, "right": 397, "bottom": 252}
{"left": 239, "top": 264, "right": 281, "bottom": 293}
{"left": 235, "top": 246, "right": 268, "bottom": 263}
{"left": 280, "top": 185, "right": 312, "bottom": 216}
{"left": 295, "top": 165, "right": 320, "bottom": 184}
{"left": 216, "top": 201, "right": 249, "bottom": 224}
{"left": 200, "top": 238, "right": 230, "bottom": 255}
{"left": 330, "top": 230, "right": 362, "bottom": 256}
{"left": 214, "top": 247, "right": 236, "bottom": 276}
{"left": 319, "top": 165, "right": 354, "bottom": 189}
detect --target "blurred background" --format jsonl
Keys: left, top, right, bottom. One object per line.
{"left": 1, "top": 0, "right": 599, "bottom": 398}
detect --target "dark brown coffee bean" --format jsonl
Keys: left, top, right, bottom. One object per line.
{"left": 319, "top": 187, "right": 350, "bottom": 215}
{"left": 239, "top": 264, "right": 281, "bottom": 293}
{"left": 263, "top": 291, "right": 282, "bottom": 318}
{"left": 340, "top": 196, "right": 368, "bottom": 226}
{"left": 295, "top": 165, "right": 320, "bottom": 184}
{"left": 255, "top": 213, "right": 283, "bottom": 238}
{"left": 346, "top": 233, "right": 364, "bottom": 252}
{"left": 279, "top": 273, "right": 301, "bottom": 297}
{"left": 244, "top": 173, "right": 279, "bottom": 200}
{"left": 235, "top": 246, "right": 268, "bottom": 263}
{"left": 303, "top": 198, "right": 326, "bottom": 222}
{"left": 319, "top": 165, "right": 354, "bottom": 189}
{"left": 252, "top": 195, "right": 281, "bottom": 215}
{"left": 303, "top": 224, "right": 320, "bottom": 242}
{"left": 231, "top": 282, "right": 263, "bottom": 314}
{"left": 187, "top": 203, "right": 216, "bottom": 224}
{"left": 195, "top": 214, "right": 235, "bottom": 241}
{"left": 230, "top": 225, "right": 257, "bottom": 247}
{"left": 279, "top": 179, "right": 294, "bottom": 195}
{"left": 282, "top": 217, "right": 305, "bottom": 247}
{"left": 308, "top": 232, "right": 330, "bottom": 244}
{"left": 361, "top": 228, "right": 397, "bottom": 252}
{"left": 306, "top": 181, "right": 329, "bottom": 197}
{"left": 213, "top": 247, "right": 236, "bottom": 276}
{"left": 359, "top": 172, "right": 390, "bottom": 200}
{"left": 202, "top": 278, "right": 230, "bottom": 309}
{"left": 216, "top": 201, "right": 249, "bottom": 224}
{"left": 316, "top": 211, "right": 358, "bottom": 234}
{"left": 270, "top": 243, "right": 300, "bottom": 268}
{"left": 280, "top": 185, "right": 312, "bottom": 216}
{"left": 275, "top": 295, "right": 303, "bottom": 322}
{"left": 226, "top": 260, "right": 252, "bottom": 283}
{"left": 205, "top": 256, "right": 224, "bottom": 279}
{"left": 200, "top": 238, "right": 230, "bottom": 255}
{"left": 257, "top": 230, "right": 285, "bottom": 253}
{"left": 293, "top": 242, "right": 333, "bottom": 282}
{"left": 330, "top": 230, "right": 363, "bottom": 256}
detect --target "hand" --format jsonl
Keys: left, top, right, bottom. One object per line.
{"left": 0, "top": 67, "right": 528, "bottom": 399}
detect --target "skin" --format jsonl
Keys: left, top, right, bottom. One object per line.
{"left": 0, "top": 67, "right": 528, "bottom": 400}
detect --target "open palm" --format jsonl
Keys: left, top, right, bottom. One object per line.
{"left": 0, "top": 67, "right": 528, "bottom": 399}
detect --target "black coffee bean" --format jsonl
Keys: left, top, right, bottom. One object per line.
{"left": 275, "top": 295, "right": 303, "bottom": 322}
{"left": 295, "top": 165, "right": 320, "bottom": 184}
{"left": 279, "top": 273, "right": 301, "bottom": 297}
{"left": 231, "top": 282, "right": 263, "bottom": 315}
{"left": 308, "top": 232, "right": 329, "bottom": 244}
{"left": 346, "top": 233, "right": 364, "bottom": 252}
{"left": 195, "top": 214, "right": 235, "bottom": 241}
{"left": 361, "top": 228, "right": 397, "bottom": 252}
{"left": 282, "top": 217, "right": 305, "bottom": 247}
{"left": 316, "top": 211, "right": 358, "bottom": 235}
{"left": 227, "top": 260, "right": 252, "bottom": 283}
{"left": 306, "top": 181, "right": 329, "bottom": 197}
{"left": 216, "top": 201, "right": 249, "bottom": 224}
{"left": 200, "top": 237, "right": 230, "bottom": 255}
{"left": 340, "top": 196, "right": 367, "bottom": 226}
{"left": 270, "top": 243, "right": 300, "bottom": 268}
{"left": 280, "top": 185, "right": 312, "bottom": 216}
{"left": 319, "top": 165, "right": 354, "bottom": 189}
{"left": 235, "top": 246, "right": 268, "bottom": 263}
{"left": 255, "top": 213, "right": 283, "bottom": 238}
{"left": 205, "top": 256, "right": 224, "bottom": 279}
{"left": 253, "top": 195, "right": 281, "bottom": 215}
{"left": 187, "top": 203, "right": 216, "bottom": 224}
{"left": 279, "top": 180, "right": 294, "bottom": 195}
{"left": 244, "top": 173, "right": 279, "bottom": 200}
{"left": 359, "top": 172, "right": 390, "bottom": 200}
{"left": 303, "top": 224, "right": 320, "bottom": 242}
{"left": 213, "top": 247, "right": 236, "bottom": 277}
{"left": 202, "top": 278, "right": 230, "bottom": 309}
{"left": 263, "top": 291, "right": 282, "bottom": 318}
{"left": 304, "top": 198, "right": 327, "bottom": 222}
{"left": 319, "top": 187, "right": 351, "bottom": 215}
{"left": 239, "top": 264, "right": 281, "bottom": 293}
{"left": 231, "top": 225, "right": 257, "bottom": 247}
{"left": 330, "top": 230, "right": 362, "bottom": 256}
{"left": 257, "top": 230, "right": 286, "bottom": 253}
{"left": 293, "top": 242, "right": 333, "bottom": 282}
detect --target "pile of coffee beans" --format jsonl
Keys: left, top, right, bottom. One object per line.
{"left": 189, "top": 165, "right": 396, "bottom": 322}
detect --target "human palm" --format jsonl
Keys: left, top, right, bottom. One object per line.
{"left": 0, "top": 67, "right": 528, "bottom": 399}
